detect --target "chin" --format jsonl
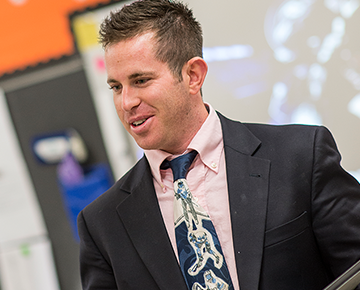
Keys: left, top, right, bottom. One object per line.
{"left": 134, "top": 141, "right": 159, "bottom": 151}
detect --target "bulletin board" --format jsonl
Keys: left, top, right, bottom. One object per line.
{"left": 0, "top": 0, "right": 111, "bottom": 76}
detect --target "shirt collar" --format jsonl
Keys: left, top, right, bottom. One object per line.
{"left": 144, "top": 103, "right": 223, "bottom": 185}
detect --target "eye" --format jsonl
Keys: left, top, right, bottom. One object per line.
{"left": 109, "top": 84, "right": 122, "bottom": 93}
{"left": 135, "top": 78, "right": 150, "bottom": 85}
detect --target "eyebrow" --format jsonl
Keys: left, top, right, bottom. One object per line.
{"left": 107, "top": 72, "right": 156, "bottom": 84}
{"left": 131, "top": 72, "right": 151, "bottom": 79}
{"left": 107, "top": 78, "right": 117, "bottom": 84}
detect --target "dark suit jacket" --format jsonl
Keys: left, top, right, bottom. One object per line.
{"left": 78, "top": 113, "right": 360, "bottom": 290}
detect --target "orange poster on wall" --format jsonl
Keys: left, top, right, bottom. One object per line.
{"left": 0, "top": 0, "right": 111, "bottom": 77}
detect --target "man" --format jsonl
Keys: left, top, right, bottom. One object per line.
{"left": 77, "top": 0, "right": 360, "bottom": 289}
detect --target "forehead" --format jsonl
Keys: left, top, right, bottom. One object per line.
{"left": 105, "top": 32, "right": 157, "bottom": 60}
{"left": 104, "top": 33, "right": 164, "bottom": 79}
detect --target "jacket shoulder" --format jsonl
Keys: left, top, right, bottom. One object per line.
{"left": 219, "top": 110, "right": 324, "bottom": 135}
{"left": 217, "top": 111, "right": 330, "bottom": 156}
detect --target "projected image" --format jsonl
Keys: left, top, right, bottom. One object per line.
{"left": 201, "top": 0, "right": 360, "bottom": 180}
{"left": 265, "top": 0, "right": 360, "bottom": 125}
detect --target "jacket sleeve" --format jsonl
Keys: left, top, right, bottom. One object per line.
{"left": 77, "top": 211, "right": 118, "bottom": 290}
{"left": 311, "top": 126, "right": 360, "bottom": 279}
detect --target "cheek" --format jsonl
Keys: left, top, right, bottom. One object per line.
{"left": 114, "top": 105, "right": 128, "bottom": 130}
{"left": 113, "top": 97, "right": 123, "bottom": 116}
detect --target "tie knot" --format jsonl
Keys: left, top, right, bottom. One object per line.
{"left": 161, "top": 150, "right": 198, "bottom": 181}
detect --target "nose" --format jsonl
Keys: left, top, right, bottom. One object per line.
{"left": 120, "top": 86, "right": 141, "bottom": 112}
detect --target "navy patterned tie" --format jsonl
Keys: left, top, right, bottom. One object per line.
{"left": 162, "top": 151, "right": 234, "bottom": 290}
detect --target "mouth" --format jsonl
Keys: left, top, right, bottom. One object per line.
{"left": 130, "top": 116, "right": 154, "bottom": 128}
{"left": 132, "top": 118, "right": 147, "bottom": 126}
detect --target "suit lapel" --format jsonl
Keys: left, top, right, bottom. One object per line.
{"left": 219, "top": 113, "right": 270, "bottom": 290}
{"left": 116, "top": 158, "right": 187, "bottom": 290}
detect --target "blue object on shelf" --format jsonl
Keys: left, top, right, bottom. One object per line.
{"left": 58, "top": 162, "right": 113, "bottom": 241}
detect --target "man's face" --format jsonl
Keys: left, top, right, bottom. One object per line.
{"left": 105, "top": 33, "right": 201, "bottom": 154}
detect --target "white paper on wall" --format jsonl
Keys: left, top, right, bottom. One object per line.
{"left": 0, "top": 88, "right": 47, "bottom": 244}
{"left": 0, "top": 238, "right": 60, "bottom": 290}
{"left": 0, "top": 88, "right": 59, "bottom": 290}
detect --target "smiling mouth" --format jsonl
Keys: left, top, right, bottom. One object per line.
{"left": 132, "top": 118, "right": 147, "bottom": 126}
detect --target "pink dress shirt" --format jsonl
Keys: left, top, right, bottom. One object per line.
{"left": 144, "top": 103, "right": 240, "bottom": 290}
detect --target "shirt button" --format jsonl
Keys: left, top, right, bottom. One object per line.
{"left": 160, "top": 183, "right": 167, "bottom": 193}
{"left": 211, "top": 162, "right": 217, "bottom": 169}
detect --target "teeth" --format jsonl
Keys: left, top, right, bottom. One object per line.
{"left": 133, "top": 119, "right": 146, "bottom": 126}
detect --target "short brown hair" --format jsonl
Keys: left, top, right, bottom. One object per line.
{"left": 99, "top": 0, "right": 203, "bottom": 80}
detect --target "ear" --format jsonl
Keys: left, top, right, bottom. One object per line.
{"left": 184, "top": 57, "right": 208, "bottom": 95}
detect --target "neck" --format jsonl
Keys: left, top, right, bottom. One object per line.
{"left": 166, "top": 102, "right": 209, "bottom": 155}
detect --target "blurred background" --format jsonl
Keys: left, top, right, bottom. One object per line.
{"left": 0, "top": 0, "right": 359, "bottom": 289}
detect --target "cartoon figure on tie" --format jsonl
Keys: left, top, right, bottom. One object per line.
{"left": 192, "top": 270, "right": 229, "bottom": 290}
{"left": 174, "top": 179, "right": 200, "bottom": 227}
{"left": 188, "top": 229, "right": 223, "bottom": 276}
